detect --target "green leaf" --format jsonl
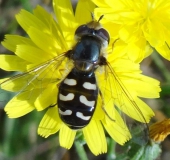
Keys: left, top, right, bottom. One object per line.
{"left": 126, "top": 140, "right": 161, "bottom": 160}
{"left": 117, "top": 124, "right": 161, "bottom": 160}
{"left": 143, "top": 141, "right": 161, "bottom": 160}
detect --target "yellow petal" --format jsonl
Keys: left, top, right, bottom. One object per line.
{"left": 35, "top": 83, "right": 58, "bottom": 111}
{"left": 0, "top": 55, "right": 29, "bottom": 71}
{"left": 92, "top": 95, "right": 104, "bottom": 120}
{"left": 4, "top": 90, "right": 37, "bottom": 118}
{"left": 0, "top": 77, "right": 23, "bottom": 92}
{"left": 83, "top": 120, "right": 107, "bottom": 155}
{"left": 16, "top": 45, "right": 52, "bottom": 63}
{"left": 143, "top": 19, "right": 165, "bottom": 47}
{"left": 107, "top": 40, "right": 127, "bottom": 59}
{"left": 16, "top": 9, "right": 47, "bottom": 33}
{"left": 1, "top": 35, "right": 36, "bottom": 52}
{"left": 116, "top": 97, "right": 155, "bottom": 123}
{"left": 127, "top": 37, "right": 148, "bottom": 62}
{"left": 26, "top": 58, "right": 66, "bottom": 83}
{"left": 75, "top": 0, "right": 95, "bottom": 24}
{"left": 92, "top": 0, "right": 112, "bottom": 7}
{"left": 33, "top": 5, "right": 68, "bottom": 51}
{"left": 102, "top": 107, "right": 131, "bottom": 145}
{"left": 27, "top": 27, "right": 62, "bottom": 56}
{"left": 107, "top": 56, "right": 140, "bottom": 74}
{"left": 59, "top": 124, "right": 76, "bottom": 149}
{"left": 119, "top": 24, "right": 138, "bottom": 42}
{"left": 4, "top": 87, "right": 42, "bottom": 117}
{"left": 156, "top": 43, "right": 170, "bottom": 60}
{"left": 124, "top": 75, "right": 161, "bottom": 98}
{"left": 38, "top": 106, "right": 61, "bottom": 138}
{"left": 103, "top": 21, "right": 120, "bottom": 39}
{"left": 0, "top": 71, "right": 51, "bottom": 92}
{"left": 118, "top": 25, "right": 149, "bottom": 62}
{"left": 143, "top": 19, "right": 170, "bottom": 60}
{"left": 94, "top": 86, "right": 116, "bottom": 121}
{"left": 53, "top": 0, "right": 76, "bottom": 41}
{"left": 94, "top": 8, "right": 119, "bottom": 22}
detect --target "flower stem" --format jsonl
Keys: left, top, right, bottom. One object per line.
{"left": 74, "top": 141, "right": 88, "bottom": 160}
{"left": 107, "top": 138, "right": 116, "bottom": 160}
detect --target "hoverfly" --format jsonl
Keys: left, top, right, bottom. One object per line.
{"left": 58, "top": 15, "right": 111, "bottom": 129}
{"left": 0, "top": 14, "right": 148, "bottom": 138}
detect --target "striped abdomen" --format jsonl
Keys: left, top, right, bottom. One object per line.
{"left": 58, "top": 69, "right": 98, "bottom": 130}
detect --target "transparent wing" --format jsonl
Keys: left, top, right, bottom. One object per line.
{"left": 0, "top": 53, "right": 73, "bottom": 117}
{"left": 96, "top": 60, "right": 151, "bottom": 145}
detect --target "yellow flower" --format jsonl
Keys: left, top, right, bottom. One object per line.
{"left": 93, "top": 0, "right": 170, "bottom": 62}
{"left": 0, "top": 0, "right": 161, "bottom": 155}
{"left": 150, "top": 119, "right": 170, "bottom": 142}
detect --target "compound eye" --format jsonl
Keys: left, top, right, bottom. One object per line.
{"left": 75, "top": 25, "right": 89, "bottom": 37}
{"left": 97, "top": 28, "right": 110, "bottom": 43}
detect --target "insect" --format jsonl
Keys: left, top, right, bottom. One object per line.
{"left": 0, "top": 16, "right": 148, "bottom": 134}
{"left": 58, "top": 16, "right": 110, "bottom": 129}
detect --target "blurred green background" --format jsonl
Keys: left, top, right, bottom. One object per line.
{"left": 0, "top": 0, "right": 170, "bottom": 160}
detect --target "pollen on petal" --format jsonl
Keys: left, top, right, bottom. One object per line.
{"left": 149, "top": 119, "right": 170, "bottom": 142}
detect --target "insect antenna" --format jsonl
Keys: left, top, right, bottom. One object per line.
{"left": 90, "top": 13, "right": 104, "bottom": 22}
{"left": 90, "top": 12, "right": 95, "bottom": 21}
{"left": 98, "top": 15, "right": 104, "bottom": 22}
